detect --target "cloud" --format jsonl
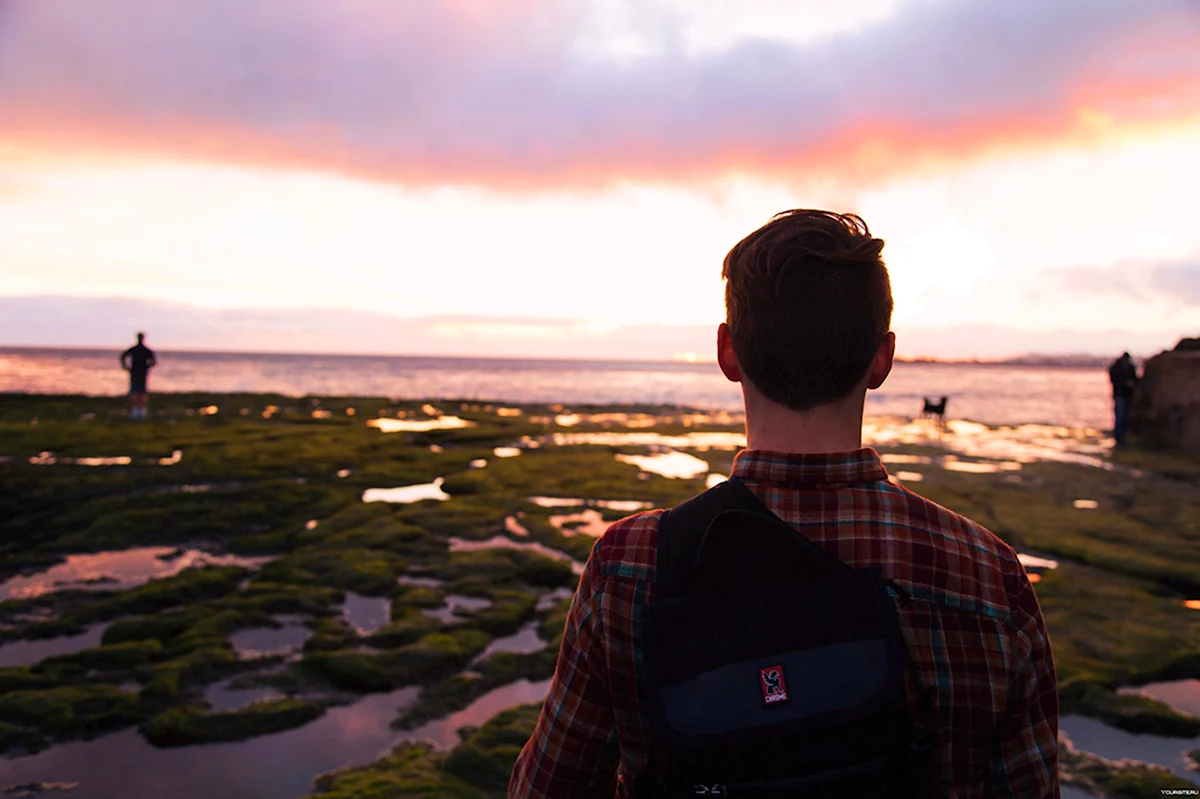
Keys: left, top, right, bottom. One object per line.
{"left": 1149, "top": 260, "right": 1200, "bottom": 304}
{"left": 0, "top": 295, "right": 1190, "bottom": 361}
{"left": 1, "top": 0, "right": 1197, "bottom": 189}
{"left": 1053, "top": 258, "right": 1200, "bottom": 306}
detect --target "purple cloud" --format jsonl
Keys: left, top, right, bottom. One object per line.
{"left": 1, "top": 0, "right": 1197, "bottom": 186}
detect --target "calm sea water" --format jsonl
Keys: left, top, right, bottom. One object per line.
{"left": 1, "top": 347, "right": 1113, "bottom": 430}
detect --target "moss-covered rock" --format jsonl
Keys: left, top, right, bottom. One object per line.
{"left": 0, "top": 685, "right": 139, "bottom": 744}
{"left": 304, "top": 629, "right": 490, "bottom": 692}
{"left": 38, "top": 640, "right": 164, "bottom": 673}
{"left": 395, "top": 650, "right": 556, "bottom": 731}
{"left": 140, "top": 699, "right": 325, "bottom": 746}
{"left": 311, "top": 703, "right": 542, "bottom": 798}
{"left": 258, "top": 548, "right": 406, "bottom": 595}
{"left": 368, "top": 611, "right": 441, "bottom": 650}
{"left": 1059, "top": 731, "right": 1199, "bottom": 798}
{"left": 1064, "top": 685, "right": 1200, "bottom": 737}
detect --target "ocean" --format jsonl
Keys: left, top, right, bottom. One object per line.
{"left": 0, "top": 347, "right": 1114, "bottom": 430}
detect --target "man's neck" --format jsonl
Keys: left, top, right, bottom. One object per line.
{"left": 743, "top": 391, "right": 866, "bottom": 454}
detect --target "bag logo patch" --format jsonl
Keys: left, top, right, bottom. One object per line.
{"left": 760, "top": 664, "right": 788, "bottom": 705}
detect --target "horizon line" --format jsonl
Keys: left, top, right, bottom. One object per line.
{"left": 0, "top": 343, "right": 1126, "bottom": 366}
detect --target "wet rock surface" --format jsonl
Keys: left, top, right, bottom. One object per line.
{"left": 1131, "top": 341, "right": 1200, "bottom": 454}
{"left": 1, "top": 392, "right": 1198, "bottom": 796}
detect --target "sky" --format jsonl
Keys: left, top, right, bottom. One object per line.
{"left": 1, "top": 0, "right": 1199, "bottom": 360}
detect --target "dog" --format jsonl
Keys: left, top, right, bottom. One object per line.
{"left": 921, "top": 396, "right": 948, "bottom": 425}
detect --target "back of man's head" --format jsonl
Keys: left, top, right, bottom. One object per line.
{"left": 137, "top": 332, "right": 145, "bottom": 343}
{"left": 722, "top": 210, "right": 893, "bottom": 411}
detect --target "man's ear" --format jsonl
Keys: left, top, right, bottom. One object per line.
{"left": 866, "top": 331, "right": 896, "bottom": 390}
{"left": 717, "top": 323, "right": 742, "bottom": 383}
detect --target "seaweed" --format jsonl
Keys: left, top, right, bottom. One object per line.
{"left": 140, "top": 699, "right": 325, "bottom": 747}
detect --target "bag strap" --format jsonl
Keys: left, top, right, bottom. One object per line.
{"left": 656, "top": 476, "right": 854, "bottom": 600}
{"left": 655, "top": 479, "right": 746, "bottom": 599}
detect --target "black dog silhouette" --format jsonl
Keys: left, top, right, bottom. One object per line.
{"left": 921, "top": 396, "right": 948, "bottom": 424}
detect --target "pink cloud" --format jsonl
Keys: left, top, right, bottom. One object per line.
{"left": 1, "top": 0, "right": 1198, "bottom": 188}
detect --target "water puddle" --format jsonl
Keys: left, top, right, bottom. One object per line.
{"left": 229, "top": 616, "right": 310, "bottom": 659}
{"left": 447, "top": 536, "right": 584, "bottom": 576}
{"left": 0, "top": 623, "right": 110, "bottom": 669}
{"left": 205, "top": 678, "right": 286, "bottom": 713}
{"left": 535, "top": 587, "right": 574, "bottom": 611}
{"left": 880, "top": 454, "right": 934, "bottom": 465}
{"left": 342, "top": 593, "right": 391, "bottom": 635}
{"left": 1016, "top": 553, "right": 1060, "bottom": 572}
{"left": 396, "top": 575, "right": 443, "bottom": 589}
{"left": 530, "top": 497, "right": 585, "bottom": 508}
{"left": 614, "top": 451, "right": 709, "bottom": 479}
{"left": 705, "top": 473, "right": 727, "bottom": 489}
{"left": 893, "top": 471, "right": 924, "bottom": 482}
{"left": 367, "top": 417, "right": 474, "bottom": 433}
{"left": 529, "top": 497, "right": 653, "bottom": 511}
{"left": 548, "top": 509, "right": 609, "bottom": 538}
{"left": 0, "top": 549, "right": 272, "bottom": 601}
{"left": 504, "top": 516, "right": 530, "bottom": 537}
{"left": 470, "top": 622, "right": 545, "bottom": 665}
{"left": 0, "top": 686, "right": 422, "bottom": 799}
{"left": 1059, "top": 714, "right": 1199, "bottom": 784}
{"left": 552, "top": 431, "right": 745, "bottom": 450}
{"left": 1073, "top": 499, "right": 1099, "bottom": 510}
{"left": 941, "top": 458, "right": 1023, "bottom": 474}
{"left": 1186, "top": 600, "right": 1200, "bottom": 610}
{"left": 362, "top": 479, "right": 450, "bottom": 504}
{"left": 400, "top": 678, "right": 551, "bottom": 751}
{"left": 25, "top": 450, "right": 183, "bottom": 467}
{"left": 864, "top": 418, "right": 1113, "bottom": 469}
{"left": 1117, "top": 680, "right": 1200, "bottom": 718}
{"left": 420, "top": 595, "right": 493, "bottom": 625}
{"left": 493, "top": 447, "right": 521, "bottom": 458}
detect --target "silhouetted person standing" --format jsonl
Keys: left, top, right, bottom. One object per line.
{"left": 121, "top": 332, "right": 156, "bottom": 420}
{"left": 1108, "top": 352, "right": 1138, "bottom": 445}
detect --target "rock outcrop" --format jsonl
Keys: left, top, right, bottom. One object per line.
{"left": 1130, "top": 338, "right": 1200, "bottom": 453}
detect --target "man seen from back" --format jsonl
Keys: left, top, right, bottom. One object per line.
{"left": 509, "top": 210, "right": 1059, "bottom": 798}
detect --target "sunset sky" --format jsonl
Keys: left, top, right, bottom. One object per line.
{"left": 1, "top": 0, "right": 1198, "bottom": 360}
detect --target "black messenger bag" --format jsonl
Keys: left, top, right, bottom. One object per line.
{"left": 635, "top": 477, "right": 937, "bottom": 798}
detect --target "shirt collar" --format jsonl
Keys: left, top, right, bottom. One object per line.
{"left": 731, "top": 448, "right": 888, "bottom": 487}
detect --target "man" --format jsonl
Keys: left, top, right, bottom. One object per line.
{"left": 1108, "top": 352, "right": 1138, "bottom": 446}
{"left": 120, "top": 332, "right": 156, "bottom": 420}
{"left": 510, "top": 210, "right": 1058, "bottom": 797}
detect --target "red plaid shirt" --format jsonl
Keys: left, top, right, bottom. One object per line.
{"left": 510, "top": 449, "right": 1059, "bottom": 798}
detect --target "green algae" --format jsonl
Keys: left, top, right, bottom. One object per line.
{"left": 0, "top": 685, "right": 139, "bottom": 751}
{"left": 140, "top": 699, "right": 326, "bottom": 747}
{"left": 369, "top": 610, "right": 443, "bottom": 650}
{"left": 302, "top": 629, "right": 491, "bottom": 692}
{"left": 312, "top": 704, "right": 542, "bottom": 799}
{"left": 258, "top": 548, "right": 406, "bottom": 595}
{"left": 5, "top": 392, "right": 1200, "bottom": 774}
{"left": 1059, "top": 732, "right": 1200, "bottom": 798}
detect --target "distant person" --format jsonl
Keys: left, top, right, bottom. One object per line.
{"left": 120, "top": 332, "right": 156, "bottom": 420}
{"left": 511, "top": 211, "right": 1058, "bottom": 797}
{"left": 1108, "top": 352, "right": 1138, "bottom": 445}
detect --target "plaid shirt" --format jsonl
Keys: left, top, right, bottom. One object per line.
{"left": 510, "top": 449, "right": 1059, "bottom": 798}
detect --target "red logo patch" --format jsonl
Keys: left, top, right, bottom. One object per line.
{"left": 759, "top": 665, "right": 788, "bottom": 705}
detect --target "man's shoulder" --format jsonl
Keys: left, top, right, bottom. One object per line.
{"left": 880, "top": 482, "right": 1029, "bottom": 612}
{"left": 888, "top": 481, "right": 1019, "bottom": 561}
{"left": 591, "top": 509, "right": 663, "bottom": 581}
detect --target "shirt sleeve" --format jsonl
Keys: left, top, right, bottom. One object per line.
{"left": 510, "top": 543, "right": 620, "bottom": 798}
{"left": 987, "top": 572, "right": 1060, "bottom": 798}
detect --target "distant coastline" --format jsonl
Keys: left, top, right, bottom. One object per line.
{"left": 1, "top": 344, "right": 1117, "bottom": 370}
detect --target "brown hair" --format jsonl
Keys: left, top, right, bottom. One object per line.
{"left": 722, "top": 209, "right": 892, "bottom": 411}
